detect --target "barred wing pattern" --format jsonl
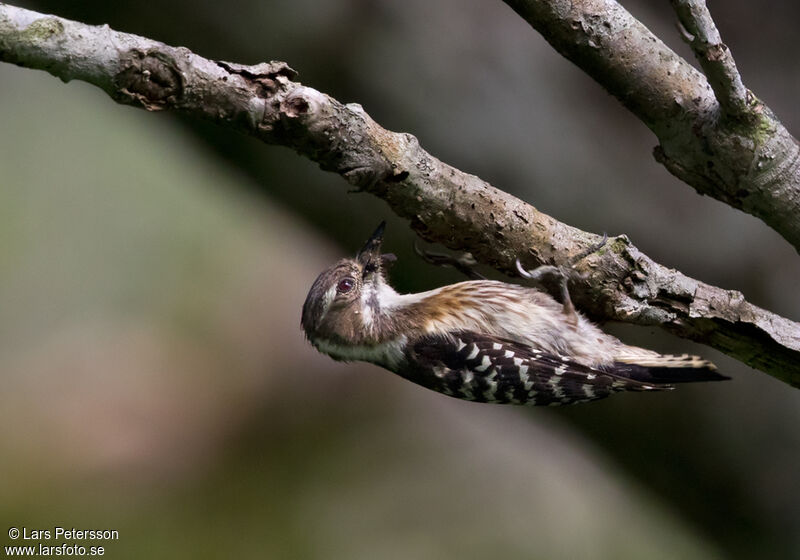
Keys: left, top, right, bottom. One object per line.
{"left": 403, "top": 331, "right": 665, "bottom": 406}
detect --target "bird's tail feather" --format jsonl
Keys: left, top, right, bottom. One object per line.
{"left": 612, "top": 352, "right": 729, "bottom": 385}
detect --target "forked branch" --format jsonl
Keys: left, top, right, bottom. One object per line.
{"left": 502, "top": 0, "right": 800, "bottom": 254}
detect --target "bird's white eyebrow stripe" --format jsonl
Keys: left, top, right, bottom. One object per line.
{"left": 317, "top": 285, "right": 338, "bottom": 323}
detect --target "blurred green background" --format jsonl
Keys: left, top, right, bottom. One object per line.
{"left": 1, "top": 1, "right": 799, "bottom": 558}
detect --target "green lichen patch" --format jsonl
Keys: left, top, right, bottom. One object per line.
{"left": 21, "top": 17, "right": 64, "bottom": 42}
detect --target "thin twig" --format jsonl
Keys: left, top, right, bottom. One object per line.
{"left": 669, "top": 0, "right": 751, "bottom": 120}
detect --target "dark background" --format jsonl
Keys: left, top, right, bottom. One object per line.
{"left": 1, "top": 1, "right": 798, "bottom": 558}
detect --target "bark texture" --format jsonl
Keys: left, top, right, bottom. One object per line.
{"left": 0, "top": 3, "right": 798, "bottom": 387}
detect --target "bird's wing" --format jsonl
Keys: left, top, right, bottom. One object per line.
{"left": 405, "top": 331, "right": 666, "bottom": 406}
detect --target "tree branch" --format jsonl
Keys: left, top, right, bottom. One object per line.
{"left": 669, "top": 0, "right": 749, "bottom": 119}
{"left": 501, "top": 0, "right": 800, "bottom": 254}
{"left": 0, "top": 3, "right": 798, "bottom": 388}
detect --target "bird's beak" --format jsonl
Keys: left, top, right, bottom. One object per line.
{"left": 356, "top": 221, "right": 397, "bottom": 277}
{"left": 356, "top": 221, "right": 386, "bottom": 266}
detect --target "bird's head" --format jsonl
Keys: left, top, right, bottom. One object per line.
{"left": 301, "top": 222, "right": 398, "bottom": 348}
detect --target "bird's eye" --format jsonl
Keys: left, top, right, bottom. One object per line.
{"left": 336, "top": 278, "right": 355, "bottom": 294}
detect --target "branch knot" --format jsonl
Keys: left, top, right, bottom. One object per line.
{"left": 115, "top": 49, "right": 183, "bottom": 111}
